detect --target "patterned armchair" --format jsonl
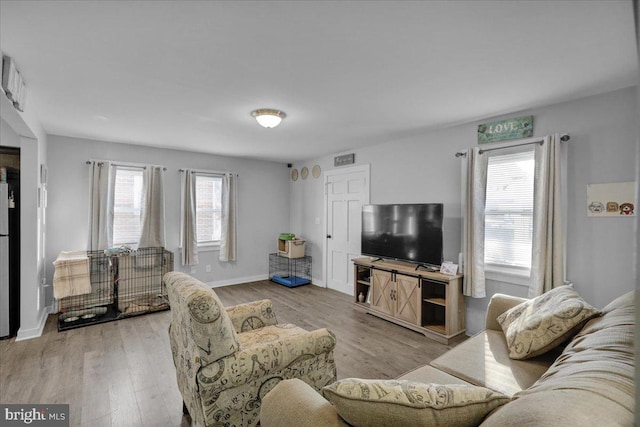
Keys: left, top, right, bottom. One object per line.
{"left": 164, "top": 272, "right": 337, "bottom": 427}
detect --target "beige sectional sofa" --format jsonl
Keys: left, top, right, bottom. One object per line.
{"left": 261, "top": 290, "right": 635, "bottom": 426}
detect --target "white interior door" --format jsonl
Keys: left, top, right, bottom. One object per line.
{"left": 325, "top": 165, "right": 369, "bottom": 294}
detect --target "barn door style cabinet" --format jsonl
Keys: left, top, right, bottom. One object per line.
{"left": 370, "top": 269, "right": 421, "bottom": 324}
{"left": 353, "top": 257, "right": 465, "bottom": 344}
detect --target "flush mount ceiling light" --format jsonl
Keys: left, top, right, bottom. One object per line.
{"left": 251, "top": 108, "right": 286, "bottom": 128}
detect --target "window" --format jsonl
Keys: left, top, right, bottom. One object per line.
{"left": 195, "top": 174, "right": 222, "bottom": 244}
{"left": 113, "top": 167, "right": 144, "bottom": 246}
{"left": 484, "top": 149, "right": 535, "bottom": 273}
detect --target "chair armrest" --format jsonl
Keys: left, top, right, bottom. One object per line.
{"left": 485, "top": 293, "right": 528, "bottom": 331}
{"left": 225, "top": 299, "right": 278, "bottom": 332}
{"left": 197, "top": 328, "right": 336, "bottom": 391}
{"left": 261, "top": 379, "right": 348, "bottom": 427}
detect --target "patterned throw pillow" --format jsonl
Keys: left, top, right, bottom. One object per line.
{"left": 322, "top": 379, "right": 510, "bottom": 427}
{"left": 497, "top": 286, "right": 601, "bottom": 360}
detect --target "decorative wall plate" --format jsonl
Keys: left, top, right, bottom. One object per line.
{"left": 291, "top": 168, "right": 298, "bottom": 181}
{"left": 312, "top": 164, "right": 321, "bottom": 178}
{"left": 301, "top": 166, "right": 309, "bottom": 180}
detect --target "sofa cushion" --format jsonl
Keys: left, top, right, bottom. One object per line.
{"left": 503, "top": 290, "right": 635, "bottom": 425}
{"left": 397, "top": 364, "right": 472, "bottom": 386}
{"left": 430, "top": 330, "right": 558, "bottom": 396}
{"left": 236, "top": 323, "right": 309, "bottom": 348}
{"left": 480, "top": 389, "right": 632, "bottom": 427}
{"left": 261, "top": 379, "right": 349, "bottom": 427}
{"left": 497, "top": 286, "right": 600, "bottom": 360}
{"left": 322, "top": 378, "right": 510, "bottom": 427}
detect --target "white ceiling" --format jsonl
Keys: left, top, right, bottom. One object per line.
{"left": 0, "top": 1, "right": 637, "bottom": 163}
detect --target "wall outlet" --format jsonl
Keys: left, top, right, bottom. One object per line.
{"left": 190, "top": 266, "right": 197, "bottom": 274}
{"left": 206, "top": 265, "right": 212, "bottom": 273}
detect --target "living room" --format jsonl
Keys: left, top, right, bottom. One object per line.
{"left": 0, "top": 1, "right": 638, "bottom": 426}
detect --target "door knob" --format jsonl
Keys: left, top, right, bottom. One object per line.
{"left": 327, "top": 235, "right": 332, "bottom": 239}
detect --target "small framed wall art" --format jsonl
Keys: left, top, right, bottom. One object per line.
{"left": 477, "top": 115, "right": 533, "bottom": 144}
{"left": 440, "top": 261, "right": 458, "bottom": 275}
{"left": 587, "top": 182, "right": 635, "bottom": 217}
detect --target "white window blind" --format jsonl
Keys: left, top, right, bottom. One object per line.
{"left": 113, "top": 167, "right": 144, "bottom": 246}
{"left": 195, "top": 174, "right": 222, "bottom": 243}
{"left": 484, "top": 149, "right": 535, "bottom": 270}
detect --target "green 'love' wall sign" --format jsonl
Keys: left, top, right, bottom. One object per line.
{"left": 477, "top": 115, "right": 533, "bottom": 144}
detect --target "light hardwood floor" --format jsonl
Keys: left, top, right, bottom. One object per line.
{"left": 0, "top": 280, "right": 461, "bottom": 426}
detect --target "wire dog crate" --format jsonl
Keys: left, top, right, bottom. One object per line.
{"left": 269, "top": 253, "right": 311, "bottom": 287}
{"left": 58, "top": 247, "right": 173, "bottom": 331}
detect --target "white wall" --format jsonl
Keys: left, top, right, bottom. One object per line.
{"left": 291, "top": 87, "right": 638, "bottom": 335}
{"left": 1, "top": 118, "right": 19, "bottom": 146}
{"left": 45, "top": 135, "right": 290, "bottom": 308}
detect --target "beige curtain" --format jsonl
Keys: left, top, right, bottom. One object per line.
{"left": 530, "top": 134, "right": 565, "bottom": 297}
{"left": 138, "top": 166, "right": 166, "bottom": 248}
{"left": 219, "top": 173, "right": 237, "bottom": 262}
{"left": 88, "top": 161, "right": 115, "bottom": 251}
{"left": 180, "top": 170, "right": 198, "bottom": 266}
{"left": 462, "top": 147, "right": 488, "bottom": 298}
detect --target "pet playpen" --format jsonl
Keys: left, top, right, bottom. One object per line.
{"left": 57, "top": 247, "right": 173, "bottom": 331}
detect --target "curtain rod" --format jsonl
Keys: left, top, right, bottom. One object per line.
{"left": 178, "top": 168, "right": 236, "bottom": 176}
{"left": 86, "top": 160, "right": 167, "bottom": 171}
{"left": 455, "top": 133, "right": 570, "bottom": 158}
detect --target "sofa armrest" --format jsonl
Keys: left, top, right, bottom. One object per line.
{"left": 261, "top": 379, "right": 348, "bottom": 427}
{"left": 197, "top": 328, "right": 337, "bottom": 391}
{"left": 485, "top": 293, "right": 528, "bottom": 331}
{"left": 225, "top": 299, "right": 278, "bottom": 332}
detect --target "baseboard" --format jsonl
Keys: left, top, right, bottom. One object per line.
{"left": 206, "top": 274, "right": 270, "bottom": 288}
{"left": 322, "top": 281, "right": 352, "bottom": 295}
{"left": 15, "top": 307, "right": 49, "bottom": 341}
{"left": 311, "top": 277, "right": 326, "bottom": 287}
{"left": 207, "top": 275, "right": 327, "bottom": 289}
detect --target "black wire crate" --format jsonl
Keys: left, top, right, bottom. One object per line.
{"left": 269, "top": 253, "right": 312, "bottom": 287}
{"left": 58, "top": 247, "right": 173, "bottom": 331}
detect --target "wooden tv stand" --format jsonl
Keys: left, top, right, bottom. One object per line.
{"left": 352, "top": 257, "right": 465, "bottom": 345}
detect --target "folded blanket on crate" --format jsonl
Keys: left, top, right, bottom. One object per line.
{"left": 53, "top": 251, "right": 92, "bottom": 299}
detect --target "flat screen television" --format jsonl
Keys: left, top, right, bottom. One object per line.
{"left": 361, "top": 203, "right": 443, "bottom": 267}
